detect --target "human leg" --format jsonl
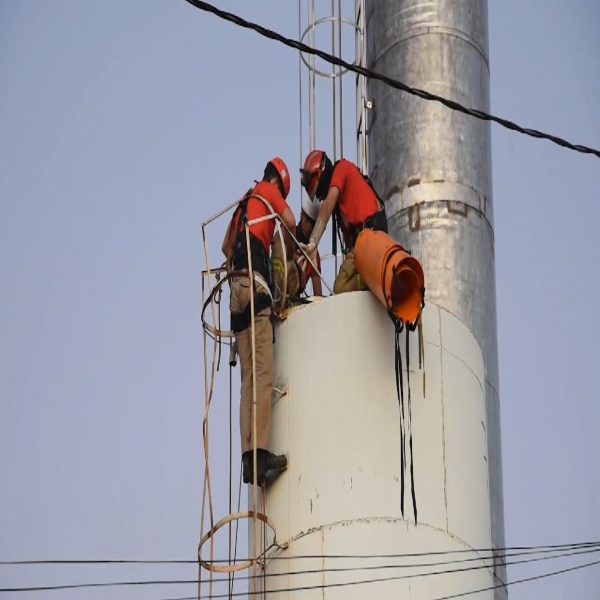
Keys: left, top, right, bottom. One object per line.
{"left": 333, "top": 250, "right": 368, "bottom": 294}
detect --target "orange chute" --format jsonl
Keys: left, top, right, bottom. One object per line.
{"left": 354, "top": 229, "right": 424, "bottom": 327}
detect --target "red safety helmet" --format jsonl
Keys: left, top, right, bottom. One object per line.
{"left": 268, "top": 157, "right": 291, "bottom": 198}
{"left": 300, "top": 150, "right": 328, "bottom": 200}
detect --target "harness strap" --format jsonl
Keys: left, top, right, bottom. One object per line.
{"left": 343, "top": 206, "right": 388, "bottom": 250}
{"left": 417, "top": 314, "right": 426, "bottom": 398}
{"left": 230, "top": 292, "right": 271, "bottom": 333}
{"left": 381, "top": 245, "right": 405, "bottom": 315}
{"left": 230, "top": 191, "right": 280, "bottom": 287}
{"left": 406, "top": 327, "right": 417, "bottom": 522}
{"left": 390, "top": 312, "right": 418, "bottom": 522}
{"left": 392, "top": 316, "right": 406, "bottom": 518}
{"left": 230, "top": 272, "right": 274, "bottom": 333}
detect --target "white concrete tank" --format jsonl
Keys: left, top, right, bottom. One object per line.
{"left": 252, "top": 292, "right": 496, "bottom": 598}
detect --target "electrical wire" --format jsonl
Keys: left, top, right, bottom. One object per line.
{"left": 170, "top": 545, "right": 600, "bottom": 587}
{"left": 3, "top": 540, "right": 597, "bottom": 565}
{"left": 2, "top": 543, "right": 598, "bottom": 594}
{"left": 181, "top": 0, "right": 600, "bottom": 160}
{"left": 433, "top": 557, "right": 600, "bottom": 600}
{"left": 169, "top": 550, "right": 600, "bottom": 600}
{"left": 163, "top": 551, "right": 600, "bottom": 600}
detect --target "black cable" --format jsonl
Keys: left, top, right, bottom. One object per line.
{"left": 433, "top": 557, "right": 600, "bottom": 600}
{"left": 0, "top": 559, "right": 197, "bottom": 565}
{"left": 162, "top": 549, "right": 600, "bottom": 600}
{"left": 3, "top": 540, "right": 599, "bottom": 565}
{"left": 169, "top": 545, "right": 600, "bottom": 590}
{"left": 182, "top": 0, "right": 600, "bottom": 160}
{"left": 2, "top": 544, "right": 598, "bottom": 594}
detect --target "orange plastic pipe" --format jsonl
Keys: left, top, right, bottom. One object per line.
{"left": 354, "top": 229, "right": 424, "bottom": 326}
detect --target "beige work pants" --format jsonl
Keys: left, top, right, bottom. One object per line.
{"left": 230, "top": 277, "right": 273, "bottom": 453}
{"left": 333, "top": 250, "right": 368, "bottom": 294}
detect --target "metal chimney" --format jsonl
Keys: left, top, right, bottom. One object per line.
{"left": 366, "top": 0, "right": 506, "bottom": 593}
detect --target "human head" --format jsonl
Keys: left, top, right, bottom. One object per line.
{"left": 300, "top": 150, "right": 333, "bottom": 200}
{"left": 264, "top": 157, "right": 291, "bottom": 198}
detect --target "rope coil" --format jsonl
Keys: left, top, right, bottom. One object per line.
{"left": 198, "top": 511, "right": 278, "bottom": 574}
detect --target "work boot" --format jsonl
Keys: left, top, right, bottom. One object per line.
{"left": 242, "top": 451, "right": 253, "bottom": 484}
{"left": 257, "top": 449, "right": 287, "bottom": 486}
{"left": 243, "top": 450, "right": 287, "bottom": 485}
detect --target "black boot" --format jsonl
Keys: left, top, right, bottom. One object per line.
{"left": 257, "top": 449, "right": 287, "bottom": 485}
{"left": 242, "top": 451, "right": 253, "bottom": 484}
{"left": 243, "top": 450, "right": 287, "bottom": 485}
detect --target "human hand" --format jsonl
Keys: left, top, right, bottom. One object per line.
{"left": 296, "top": 254, "right": 308, "bottom": 274}
{"left": 300, "top": 241, "right": 317, "bottom": 259}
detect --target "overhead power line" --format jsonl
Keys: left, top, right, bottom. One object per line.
{"left": 164, "top": 555, "right": 600, "bottom": 600}
{"left": 434, "top": 558, "right": 600, "bottom": 600}
{"left": 2, "top": 540, "right": 598, "bottom": 565}
{"left": 182, "top": 0, "right": 600, "bottom": 160}
{"left": 2, "top": 544, "right": 599, "bottom": 594}
{"left": 0, "top": 559, "right": 195, "bottom": 566}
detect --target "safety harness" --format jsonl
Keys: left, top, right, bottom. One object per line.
{"left": 331, "top": 162, "right": 389, "bottom": 252}
{"left": 229, "top": 194, "right": 275, "bottom": 333}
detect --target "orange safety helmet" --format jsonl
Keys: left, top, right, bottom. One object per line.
{"left": 300, "top": 150, "right": 330, "bottom": 200}
{"left": 268, "top": 157, "right": 291, "bottom": 199}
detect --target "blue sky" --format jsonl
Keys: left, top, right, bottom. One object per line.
{"left": 1, "top": 1, "right": 599, "bottom": 598}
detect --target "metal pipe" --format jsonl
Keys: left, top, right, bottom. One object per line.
{"left": 366, "top": 0, "right": 506, "bottom": 595}
{"left": 201, "top": 198, "right": 240, "bottom": 227}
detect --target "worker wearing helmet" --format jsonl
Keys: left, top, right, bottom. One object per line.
{"left": 299, "top": 150, "right": 387, "bottom": 293}
{"left": 222, "top": 158, "right": 295, "bottom": 486}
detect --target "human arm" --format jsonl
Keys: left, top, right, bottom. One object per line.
{"left": 308, "top": 186, "right": 339, "bottom": 248}
{"left": 280, "top": 206, "right": 297, "bottom": 255}
{"left": 310, "top": 271, "right": 323, "bottom": 296}
{"left": 296, "top": 249, "right": 323, "bottom": 297}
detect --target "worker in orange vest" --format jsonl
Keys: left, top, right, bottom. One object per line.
{"left": 299, "top": 150, "right": 387, "bottom": 293}
{"left": 222, "top": 158, "right": 295, "bottom": 485}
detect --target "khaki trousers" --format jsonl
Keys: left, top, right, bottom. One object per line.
{"left": 230, "top": 277, "right": 273, "bottom": 453}
{"left": 333, "top": 250, "right": 368, "bottom": 294}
